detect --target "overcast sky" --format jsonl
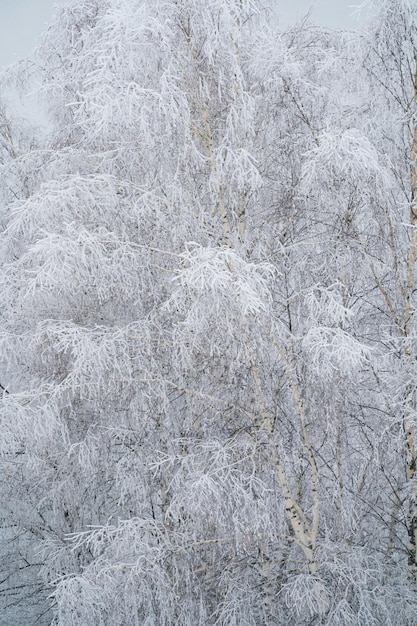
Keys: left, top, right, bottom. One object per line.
{"left": 0, "top": 0, "right": 370, "bottom": 69}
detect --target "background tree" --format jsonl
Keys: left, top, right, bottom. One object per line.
{"left": 358, "top": 0, "right": 417, "bottom": 593}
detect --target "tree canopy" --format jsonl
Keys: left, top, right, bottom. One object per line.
{"left": 1, "top": 0, "right": 417, "bottom": 624}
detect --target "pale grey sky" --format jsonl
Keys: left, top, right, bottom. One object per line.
{"left": 280, "top": 0, "right": 370, "bottom": 29}
{"left": 0, "top": 0, "right": 59, "bottom": 68}
{"left": 0, "top": 0, "right": 370, "bottom": 69}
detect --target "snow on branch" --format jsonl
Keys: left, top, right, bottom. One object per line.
{"left": 173, "top": 243, "right": 275, "bottom": 316}
{"left": 303, "top": 326, "right": 371, "bottom": 379}
{"left": 303, "top": 128, "right": 384, "bottom": 188}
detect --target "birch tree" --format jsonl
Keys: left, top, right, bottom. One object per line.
{"left": 1, "top": 0, "right": 417, "bottom": 624}
{"left": 357, "top": 0, "right": 417, "bottom": 593}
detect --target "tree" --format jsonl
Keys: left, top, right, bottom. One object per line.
{"left": 358, "top": 0, "right": 417, "bottom": 592}
{"left": 1, "top": 0, "right": 417, "bottom": 624}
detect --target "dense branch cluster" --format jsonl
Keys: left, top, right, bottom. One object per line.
{"left": 1, "top": 0, "right": 417, "bottom": 624}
